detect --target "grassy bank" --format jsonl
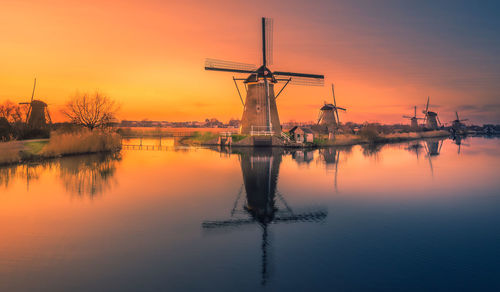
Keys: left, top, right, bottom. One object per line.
{"left": 0, "top": 130, "right": 121, "bottom": 166}
{"left": 173, "top": 129, "right": 450, "bottom": 148}
{"left": 313, "top": 130, "right": 450, "bottom": 146}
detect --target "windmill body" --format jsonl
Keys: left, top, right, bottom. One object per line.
{"left": 450, "top": 111, "right": 468, "bottom": 134}
{"left": 403, "top": 106, "right": 423, "bottom": 130}
{"left": 422, "top": 96, "right": 440, "bottom": 130}
{"left": 318, "top": 104, "right": 338, "bottom": 130}
{"left": 19, "top": 79, "right": 52, "bottom": 129}
{"left": 317, "top": 84, "right": 346, "bottom": 134}
{"left": 205, "top": 18, "right": 324, "bottom": 136}
{"left": 425, "top": 111, "right": 439, "bottom": 129}
{"left": 240, "top": 83, "right": 281, "bottom": 135}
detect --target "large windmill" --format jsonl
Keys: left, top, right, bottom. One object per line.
{"left": 422, "top": 96, "right": 440, "bottom": 130}
{"left": 317, "top": 84, "right": 346, "bottom": 133}
{"left": 403, "top": 106, "right": 423, "bottom": 129}
{"left": 19, "top": 78, "right": 52, "bottom": 129}
{"left": 202, "top": 148, "right": 327, "bottom": 285}
{"left": 205, "top": 17, "right": 324, "bottom": 136}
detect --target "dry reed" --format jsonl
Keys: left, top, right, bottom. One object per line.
{"left": 41, "top": 130, "right": 121, "bottom": 157}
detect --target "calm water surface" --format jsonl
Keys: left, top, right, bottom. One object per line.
{"left": 1, "top": 137, "right": 500, "bottom": 291}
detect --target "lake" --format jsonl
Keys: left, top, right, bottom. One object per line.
{"left": 1, "top": 136, "right": 499, "bottom": 291}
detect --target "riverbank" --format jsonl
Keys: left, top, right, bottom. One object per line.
{"left": 177, "top": 130, "right": 450, "bottom": 148}
{"left": 0, "top": 131, "right": 121, "bottom": 166}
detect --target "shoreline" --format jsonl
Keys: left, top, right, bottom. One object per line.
{"left": 178, "top": 130, "right": 452, "bottom": 148}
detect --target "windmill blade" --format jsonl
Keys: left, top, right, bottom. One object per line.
{"left": 45, "top": 107, "right": 52, "bottom": 124}
{"left": 274, "top": 71, "right": 324, "bottom": 79}
{"left": 274, "top": 70, "right": 325, "bottom": 86}
{"left": 461, "top": 119, "right": 469, "bottom": 122}
{"left": 205, "top": 58, "right": 257, "bottom": 74}
{"left": 455, "top": 111, "right": 459, "bottom": 120}
{"left": 335, "top": 107, "right": 346, "bottom": 111}
{"left": 317, "top": 111, "right": 323, "bottom": 124}
{"left": 331, "top": 84, "right": 336, "bottom": 106}
{"left": 414, "top": 106, "right": 416, "bottom": 118}
{"left": 25, "top": 106, "right": 32, "bottom": 124}
{"left": 202, "top": 218, "right": 255, "bottom": 229}
{"left": 425, "top": 96, "right": 430, "bottom": 112}
{"left": 287, "top": 77, "right": 324, "bottom": 86}
{"left": 31, "top": 78, "right": 36, "bottom": 102}
{"left": 437, "top": 115, "right": 442, "bottom": 126}
{"left": 273, "top": 210, "right": 327, "bottom": 223}
{"left": 403, "top": 115, "right": 413, "bottom": 119}
{"left": 263, "top": 17, "right": 274, "bottom": 66}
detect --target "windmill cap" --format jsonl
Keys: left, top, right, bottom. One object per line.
{"left": 321, "top": 104, "right": 335, "bottom": 110}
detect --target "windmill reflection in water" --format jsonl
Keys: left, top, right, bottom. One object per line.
{"left": 202, "top": 148, "right": 327, "bottom": 285}
{"left": 406, "top": 138, "right": 445, "bottom": 178}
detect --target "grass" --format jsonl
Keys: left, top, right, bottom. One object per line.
{"left": 178, "top": 131, "right": 220, "bottom": 145}
{"left": 231, "top": 134, "right": 248, "bottom": 142}
{"left": 41, "top": 130, "right": 122, "bottom": 157}
{"left": 25, "top": 141, "right": 48, "bottom": 154}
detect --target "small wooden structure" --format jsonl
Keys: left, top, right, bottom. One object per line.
{"left": 289, "top": 126, "right": 314, "bottom": 143}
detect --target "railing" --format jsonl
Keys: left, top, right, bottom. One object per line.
{"left": 250, "top": 126, "right": 274, "bottom": 136}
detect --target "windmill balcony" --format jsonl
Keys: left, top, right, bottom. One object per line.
{"left": 250, "top": 126, "right": 275, "bottom": 136}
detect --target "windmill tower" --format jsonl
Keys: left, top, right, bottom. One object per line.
{"left": 422, "top": 96, "right": 440, "bottom": 130}
{"left": 202, "top": 148, "right": 327, "bottom": 285}
{"left": 317, "top": 84, "right": 346, "bottom": 133}
{"left": 403, "top": 106, "right": 423, "bottom": 129}
{"left": 205, "top": 18, "right": 324, "bottom": 136}
{"left": 19, "top": 78, "right": 52, "bottom": 129}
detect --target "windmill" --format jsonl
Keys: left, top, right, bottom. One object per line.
{"left": 202, "top": 148, "right": 327, "bottom": 285}
{"left": 317, "top": 84, "right": 346, "bottom": 133}
{"left": 422, "top": 96, "right": 440, "bottom": 130}
{"left": 205, "top": 17, "right": 324, "bottom": 136}
{"left": 450, "top": 111, "right": 469, "bottom": 134}
{"left": 403, "top": 106, "right": 423, "bottom": 129}
{"left": 19, "top": 78, "right": 52, "bottom": 129}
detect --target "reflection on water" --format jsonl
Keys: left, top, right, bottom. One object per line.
{"left": 57, "top": 153, "right": 121, "bottom": 198}
{"left": 203, "top": 148, "right": 327, "bottom": 285}
{"left": 0, "top": 153, "right": 121, "bottom": 198}
{"left": 1, "top": 137, "right": 500, "bottom": 291}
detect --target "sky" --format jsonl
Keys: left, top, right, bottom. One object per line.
{"left": 0, "top": 0, "right": 499, "bottom": 124}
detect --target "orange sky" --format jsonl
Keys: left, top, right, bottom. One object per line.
{"left": 1, "top": 0, "right": 499, "bottom": 124}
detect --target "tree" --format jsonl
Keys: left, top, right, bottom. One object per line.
{"left": 63, "top": 92, "right": 120, "bottom": 130}
{"left": 0, "top": 100, "right": 23, "bottom": 123}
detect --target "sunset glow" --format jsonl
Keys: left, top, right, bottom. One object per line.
{"left": 1, "top": 0, "right": 499, "bottom": 124}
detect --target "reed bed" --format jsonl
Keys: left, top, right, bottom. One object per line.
{"left": 41, "top": 130, "right": 122, "bottom": 157}
{"left": 0, "top": 141, "right": 22, "bottom": 164}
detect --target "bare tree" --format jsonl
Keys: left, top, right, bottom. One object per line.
{"left": 63, "top": 92, "right": 120, "bottom": 130}
{"left": 0, "top": 101, "right": 23, "bottom": 123}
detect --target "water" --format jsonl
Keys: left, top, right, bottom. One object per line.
{"left": 1, "top": 137, "right": 499, "bottom": 291}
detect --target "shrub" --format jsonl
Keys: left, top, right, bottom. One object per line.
{"left": 359, "top": 125, "right": 380, "bottom": 143}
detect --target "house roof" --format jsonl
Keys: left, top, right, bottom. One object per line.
{"left": 289, "top": 126, "right": 313, "bottom": 134}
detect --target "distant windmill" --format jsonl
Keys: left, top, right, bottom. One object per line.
{"left": 19, "top": 78, "right": 52, "bottom": 129}
{"left": 317, "top": 84, "right": 346, "bottom": 133}
{"left": 422, "top": 96, "right": 440, "bottom": 130}
{"left": 403, "top": 106, "right": 423, "bottom": 129}
{"left": 205, "top": 17, "right": 324, "bottom": 136}
{"left": 450, "top": 111, "right": 469, "bottom": 134}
